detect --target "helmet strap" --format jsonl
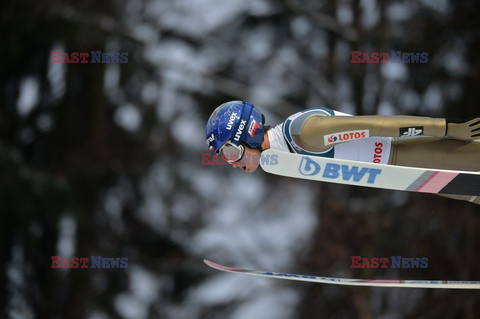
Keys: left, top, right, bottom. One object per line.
{"left": 231, "top": 102, "right": 252, "bottom": 146}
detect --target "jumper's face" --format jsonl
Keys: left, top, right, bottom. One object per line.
{"left": 230, "top": 146, "right": 261, "bottom": 173}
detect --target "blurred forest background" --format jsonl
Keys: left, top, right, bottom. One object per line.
{"left": 1, "top": 0, "right": 480, "bottom": 318}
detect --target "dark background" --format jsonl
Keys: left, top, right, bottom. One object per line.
{"left": 1, "top": 0, "right": 480, "bottom": 318}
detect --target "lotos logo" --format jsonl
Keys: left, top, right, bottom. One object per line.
{"left": 298, "top": 156, "right": 382, "bottom": 184}
{"left": 327, "top": 135, "right": 338, "bottom": 144}
{"left": 372, "top": 142, "right": 383, "bottom": 163}
{"left": 324, "top": 130, "right": 369, "bottom": 146}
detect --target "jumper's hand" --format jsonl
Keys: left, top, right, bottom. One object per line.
{"left": 446, "top": 118, "right": 480, "bottom": 140}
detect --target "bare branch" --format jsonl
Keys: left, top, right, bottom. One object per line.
{"left": 282, "top": 0, "right": 359, "bottom": 42}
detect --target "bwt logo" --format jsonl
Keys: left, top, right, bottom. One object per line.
{"left": 298, "top": 156, "right": 382, "bottom": 184}
{"left": 351, "top": 50, "right": 428, "bottom": 63}
{"left": 51, "top": 50, "right": 128, "bottom": 63}
{"left": 351, "top": 256, "right": 429, "bottom": 269}
{"left": 201, "top": 153, "right": 278, "bottom": 166}
{"left": 51, "top": 256, "right": 128, "bottom": 269}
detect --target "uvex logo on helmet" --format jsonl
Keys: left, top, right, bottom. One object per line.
{"left": 324, "top": 130, "right": 369, "bottom": 146}
{"left": 226, "top": 112, "right": 238, "bottom": 130}
{"left": 234, "top": 120, "right": 247, "bottom": 142}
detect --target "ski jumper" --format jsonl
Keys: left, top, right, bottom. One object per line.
{"left": 267, "top": 106, "right": 480, "bottom": 204}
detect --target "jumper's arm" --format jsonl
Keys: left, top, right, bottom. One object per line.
{"left": 298, "top": 115, "right": 480, "bottom": 151}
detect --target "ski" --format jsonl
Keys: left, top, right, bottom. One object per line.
{"left": 204, "top": 259, "right": 480, "bottom": 289}
{"left": 260, "top": 149, "right": 480, "bottom": 196}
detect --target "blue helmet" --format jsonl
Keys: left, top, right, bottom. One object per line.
{"left": 206, "top": 101, "right": 265, "bottom": 153}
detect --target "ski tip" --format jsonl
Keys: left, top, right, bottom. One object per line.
{"left": 203, "top": 259, "right": 214, "bottom": 267}
{"left": 203, "top": 259, "right": 247, "bottom": 273}
{"left": 203, "top": 259, "right": 226, "bottom": 270}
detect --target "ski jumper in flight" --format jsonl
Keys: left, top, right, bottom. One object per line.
{"left": 205, "top": 101, "right": 480, "bottom": 204}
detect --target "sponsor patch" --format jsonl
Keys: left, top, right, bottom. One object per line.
{"left": 372, "top": 141, "right": 384, "bottom": 163}
{"left": 248, "top": 120, "right": 260, "bottom": 137}
{"left": 400, "top": 126, "right": 423, "bottom": 137}
{"left": 206, "top": 133, "right": 215, "bottom": 147}
{"left": 324, "top": 130, "right": 369, "bottom": 146}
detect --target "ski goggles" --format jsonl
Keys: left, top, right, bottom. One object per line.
{"left": 218, "top": 141, "right": 245, "bottom": 163}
